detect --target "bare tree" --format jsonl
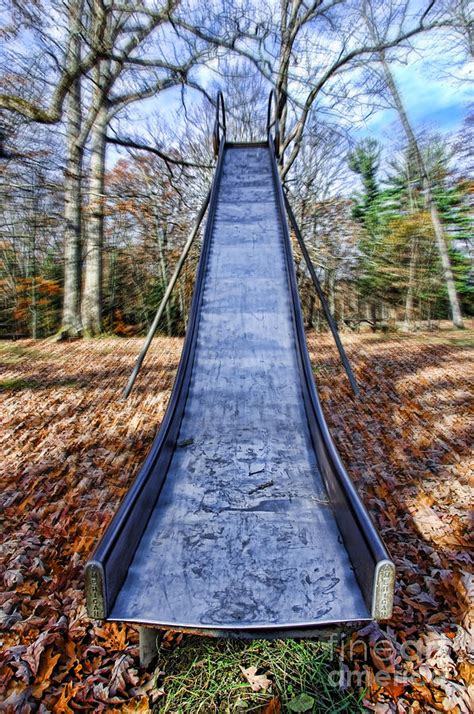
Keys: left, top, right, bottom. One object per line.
{"left": 261, "top": 0, "right": 454, "bottom": 178}
{"left": 0, "top": 0, "right": 106, "bottom": 123}
{"left": 1, "top": 0, "right": 468, "bottom": 338}
{"left": 0, "top": 124, "right": 63, "bottom": 339}
{"left": 80, "top": 1, "right": 212, "bottom": 334}
{"left": 1, "top": 0, "right": 214, "bottom": 336}
{"left": 1, "top": 0, "right": 107, "bottom": 337}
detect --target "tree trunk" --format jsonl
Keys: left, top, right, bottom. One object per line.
{"left": 60, "top": 0, "right": 84, "bottom": 338}
{"left": 339, "top": 292, "right": 345, "bottom": 331}
{"left": 108, "top": 245, "right": 117, "bottom": 331}
{"left": 403, "top": 240, "right": 417, "bottom": 331}
{"left": 328, "top": 268, "right": 336, "bottom": 318}
{"left": 371, "top": 302, "right": 377, "bottom": 332}
{"left": 61, "top": 102, "right": 83, "bottom": 337}
{"left": 308, "top": 294, "right": 315, "bottom": 328}
{"left": 30, "top": 175, "right": 38, "bottom": 339}
{"left": 315, "top": 307, "right": 320, "bottom": 332}
{"left": 379, "top": 51, "right": 464, "bottom": 329}
{"left": 82, "top": 100, "right": 107, "bottom": 335}
{"left": 427, "top": 194, "right": 464, "bottom": 328}
{"left": 157, "top": 226, "right": 172, "bottom": 336}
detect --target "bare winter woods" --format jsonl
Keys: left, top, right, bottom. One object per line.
{"left": 0, "top": 0, "right": 472, "bottom": 340}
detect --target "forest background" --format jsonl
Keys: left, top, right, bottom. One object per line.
{"left": 0, "top": 0, "right": 472, "bottom": 342}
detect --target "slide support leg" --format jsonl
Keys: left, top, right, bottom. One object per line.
{"left": 123, "top": 188, "right": 211, "bottom": 399}
{"left": 283, "top": 192, "right": 360, "bottom": 397}
{"left": 139, "top": 626, "right": 163, "bottom": 668}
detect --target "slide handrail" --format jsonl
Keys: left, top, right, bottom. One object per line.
{"left": 266, "top": 89, "right": 280, "bottom": 160}
{"left": 212, "top": 91, "right": 226, "bottom": 158}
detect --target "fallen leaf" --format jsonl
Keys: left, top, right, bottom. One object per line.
{"left": 370, "top": 640, "right": 396, "bottom": 674}
{"left": 418, "top": 664, "right": 433, "bottom": 683}
{"left": 260, "top": 697, "right": 281, "bottom": 713}
{"left": 162, "top": 630, "right": 183, "bottom": 649}
{"left": 31, "top": 648, "right": 61, "bottom": 697}
{"left": 240, "top": 666, "right": 272, "bottom": 692}
{"left": 108, "top": 654, "right": 139, "bottom": 696}
{"left": 53, "top": 681, "right": 77, "bottom": 713}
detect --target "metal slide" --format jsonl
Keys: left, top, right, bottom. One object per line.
{"left": 86, "top": 110, "right": 395, "bottom": 636}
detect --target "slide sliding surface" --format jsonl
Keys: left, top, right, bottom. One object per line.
{"left": 86, "top": 143, "right": 394, "bottom": 632}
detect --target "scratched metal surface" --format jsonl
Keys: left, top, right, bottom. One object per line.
{"left": 111, "top": 146, "right": 369, "bottom": 628}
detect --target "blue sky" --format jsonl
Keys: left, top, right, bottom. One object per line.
{"left": 356, "top": 35, "right": 472, "bottom": 139}
{"left": 361, "top": 72, "right": 471, "bottom": 138}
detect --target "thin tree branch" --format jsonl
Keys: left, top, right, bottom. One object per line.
{"left": 105, "top": 135, "right": 212, "bottom": 169}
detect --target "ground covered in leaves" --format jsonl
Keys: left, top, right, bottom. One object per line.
{"left": 1, "top": 327, "right": 472, "bottom": 712}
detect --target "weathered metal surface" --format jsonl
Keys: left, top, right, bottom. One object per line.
{"left": 85, "top": 142, "right": 227, "bottom": 619}
{"left": 109, "top": 147, "right": 370, "bottom": 628}
{"left": 268, "top": 138, "right": 392, "bottom": 617}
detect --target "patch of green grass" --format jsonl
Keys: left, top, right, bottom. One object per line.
{"left": 154, "top": 638, "right": 365, "bottom": 713}
{"left": 0, "top": 377, "right": 41, "bottom": 391}
{"left": 0, "top": 377, "right": 80, "bottom": 392}
{"left": 428, "top": 335, "right": 474, "bottom": 348}
{"left": 0, "top": 343, "right": 47, "bottom": 364}
{"left": 368, "top": 328, "right": 474, "bottom": 348}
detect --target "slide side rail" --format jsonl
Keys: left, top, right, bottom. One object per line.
{"left": 268, "top": 138, "right": 395, "bottom": 620}
{"left": 85, "top": 141, "right": 227, "bottom": 619}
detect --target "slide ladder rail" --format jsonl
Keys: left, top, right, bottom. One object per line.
{"left": 122, "top": 188, "right": 212, "bottom": 399}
